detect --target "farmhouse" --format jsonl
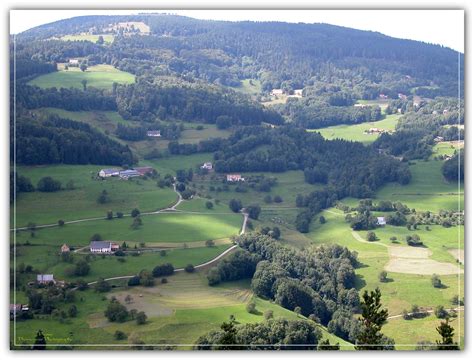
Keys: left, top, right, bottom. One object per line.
{"left": 37, "top": 274, "right": 55, "bottom": 284}
{"left": 90, "top": 241, "right": 119, "bottom": 253}
{"left": 68, "top": 58, "right": 79, "bottom": 65}
{"left": 227, "top": 174, "right": 245, "bottom": 182}
{"left": 201, "top": 162, "right": 213, "bottom": 170}
{"left": 98, "top": 168, "right": 120, "bottom": 178}
{"left": 134, "top": 166, "right": 154, "bottom": 176}
{"left": 434, "top": 136, "right": 444, "bottom": 142}
{"left": 119, "top": 169, "right": 140, "bottom": 179}
{"left": 10, "top": 304, "right": 28, "bottom": 319}
{"left": 271, "top": 89, "right": 283, "bottom": 96}
{"left": 365, "top": 128, "right": 385, "bottom": 135}
{"left": 377, "top": 217, "right": 386, "bottom": 226}
{"left": 147, "top": 130, "right": 161, "bottom": 137}
{"left": 443, "top": 109, "right": 449, "bottom": 115}
{"left": 61, "top": 244, "right": 70, "bottom": 253}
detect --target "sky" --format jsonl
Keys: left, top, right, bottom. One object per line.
{"left": 10, "top": 9, "right": 464, "bottom": 52}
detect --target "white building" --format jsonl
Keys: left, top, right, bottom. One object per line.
{"left": 147, "top": 130, "right": 161, "bottom": 137}
{"left": 227, "top": 174, "right": 245, "bottom": 182}
{"left": 201, "top": 162, "right": 213, "bottom": 170}
{"left": 90, "top": 241, "right": 119, "bottom": 253}
{"left": 99, "top": 168, "right": 120, "bottom": 178}
{"left": 377, "top": 217, "right": 386, "bottom": 226}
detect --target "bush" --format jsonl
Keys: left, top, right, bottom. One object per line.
{"left": 104, "top": 299, "right": 129, "bottom": 322}
{"left": 58, "top": 219, "right": 65, "bottom": 226}
{"left": 246, "top": 301, "right": 256, "bottom": 314}
{"left": 160, "top": 250, "right": 167, "bottom": 257}
{"left": 205, "top": 201, "right": 214, "bottom": 209}
{"left": 431, "top": 274, "right": 442, "bottom": 288}
{"left": 389, "top": 236, "right": 397, "bottom": 242}
{"left": 264, "top": 310, "right": 274, "bottom": 320}
{"left": 152, "top": 263, "right": 174, "bottom": 277}
{"left": 205, "top": 239, "right": 215, "bottom": 247}
{"left": 366, "top": 231, "right": 377, "bottom": 242}
{"left": 308, "top": 314, "right": 320, "bottom": 323}
{"left": 378, "top": 271, "right": 388, "bottom": 282}
{"left": 434, "top": 305, "right": 448, "bottom": 319}
{"left": 136, "top": 311, "right": 147, "bottom": 325}
{"left": 185, "top": 264, "right": 195, "bottom": 273}
{"left": 131, "top": 208, "right": 140, "bottom": 217}
{"left": 246, "top": 204, "right": 261, "bottom": 220}
{"left": 74, "top": 260, "right": 90, "bottom": 276}
{"left": 128, "top": 276, "right": 141, "bottom": 286}
{"left": 116, "top": 212, "right": 124, "bottom": 218}
{"left": 264, "top": 195, "right": 273, "bottom": 204}
{"left": 90, "top": 233, "right": 102, "bottom": 242}
{"left": 402, "top": 309, "right": 411, "bottom": 320}
{"left": 319, "top": 216, "right": 326, "bottom": 224}
{"left": 273, "top": 195, "right": 283, "bottom": 203}
{"left": 94, "top": 278, "right": 111, "bottom": 293}
{"left": 114, "top": 330, "right": 127, "bottom": 340}
{"left": 229, "top": 199, "right": 243, "bottom": 213}
{"left": 207, "top": 267, "right": 221, "bottom": 286}
{"left": 37, "top": 177, "right": 62, "bottom": 192}
{"left": 406, "top": 234, "right": 423, "bottom": 246}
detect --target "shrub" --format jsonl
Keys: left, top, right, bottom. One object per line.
{"left": 366, "top": 231, "right": 377, "bottom": 242}
{"left": 308, "top": 314, "right": 320, "bottom": 323}
{"left": 185, "top": 264, "right": 195, "bottom": 273}
{"left": 207, "top": 267, "right": 221, "bottom": 286}
{"left": 319, "top": 216, "right": 326, "bottom": 224}
{"left": 136, "top": 311, "right": 147, "bottom": 325}
{"left": 264, "top": 310, "right": 274, "bottom": 320}
{"left": 247, "top": 204, "right": 261, "bottom": 220}
{"left": 160, "top": 250, "right": 167, "bottom": 257}
{"left": 114, "top": 330, "right": 127, "bottom": 340}
{"left": 205, "top": 201, "right": 214, "bottom": 209}
{"left": 131, "top": 208, "right": 140, "bottom": 218}
{"left": 406, "top": 234, "right": 423, "bottom": 246}
{"left": 264, "top": 195, "right": 273, "bottom": 204}
{"left": 127, "top": 276, "right": 140, "bottom": 286}
{"left": 152, "top": 263, "right": 174, "bottom": 277}
{"left": 229, "top": 199, "right": 243, "bottom": 213}
{"left": 273, "top": 195, "right": 283, "bottom": 203}
{"left": 205, "top": 239, "right": 215, "bottom": 247}
{"left": 434, "top": 305, "right": 448, "bottom": 319}
{"left": 378, "top": 271, "right": 388, "bottom": 282}
{"left": 58, "top": 219, "right": 65, "bottom": 226}
{"left": 116, "top": 212, "right": 124, "bottom": 218}
{"left": 104, "top": 299, "right": 129, "bottom": 322}
{"left": 37, "top": 177, "right": 62, "bottom": 192}
{"left": 246, "top": 301, "right": 256, "bottom": 314}
{"left": 431, "top": 274, "right": 442, "bottom": 288}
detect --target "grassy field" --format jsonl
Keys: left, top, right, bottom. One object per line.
{"left": 11, "top": 272, "right": 351, "bottom": 348}
{"left": 142, "top": 153, "right": 214, "bottom": 175}
{"left": 312, "top": 114, "right": 400, "bottom": 144}
{"left": 12, "top": 165, "right": 177, "bottom": 227}
{"left": 376, "top": 160, "right": 463, "bottom": 212}
{"left": 60, "top": 34, "right": 114, "bottom": 43}
{"left": 232, "top": 79, "right": 262, "bottom": 96}
{"left": 383, "top": 312, "right": 464, "bottom": 350}
{"left": 432, "top": 141, "right": 464, "bottom": 159}
{"left": 28, "top": 64, "right": 135, "bottom": 90}
{"left": 19, "top": 211, "right": 242, "bottom": 247}
{"left": 355, "top": 99, "right": 390, "bottom": 110}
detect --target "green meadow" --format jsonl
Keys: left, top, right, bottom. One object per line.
{"left": 376, "top": 160, "right": 463, "bottom": 212}
{"left": 13, "top": 165, "right": 177, "bottom": 227}
{"left": 61, "top": 34, "right": 115, "bottom": 43}
{"left": 313, "top": 114, "right": 400, "bottom": 144}
{"left": 28, "top": 64, "right": 135, "bottom": 90}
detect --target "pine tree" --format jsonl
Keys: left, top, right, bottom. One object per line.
{"left": 32, "top": 330, "right": 46, "bottom": 350}
{"left": 436, "top": 319, "right": 460, "bottom": 350}
{"left": 355, "top": 288, "right": 394, "bottom": 350}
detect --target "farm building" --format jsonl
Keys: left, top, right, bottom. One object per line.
{"left": 119, "top": 169, "right": 141, "bottom": 179}
{"left": 98, "top": 168, "right": 120, "bottom": 178}
{"left": 365, "top": 128, "right": 385, "bottom": 134}
{"left": 227, "top": 174, "right": 245, "bottom": 182}
{"left": 10, "top": 304, "right": 28, "bottom": 319}
{"left": 147, "top": 130, "right": 161, "bottom": 137}
{"left": 377, "top": 217, "right": 386, "bottom": 226}
{"left": 379, "top": 94, "right": 388, "bottom": 99}
{"left": 434, "top": 136, "right": 444, "bottom": 142}
{"left": 294, "top": 89, "right": 303, "bottom": 96}
{"left": 271, "top": 89, "right": 283, "bottom": 96}
{"left": 443, "top": 109, "right": 449, "bottom": 115}
{"left": 37, "top": 274, "right": 55, "bottom": 284}
{"left": 201, "top": 162, "right": 213, "bottom": 170}
{"left": 68, "top": 58, "right": 79, "bottom": 65}
{"left": 61, "top": 244, "right": 70, "bottom": 253}
{"left": 90, "top": 241, "right": 119, "bottom": 253}
{"left": 398, "top": 93, "right": 407, "bottom": 100}
{"left": 134, "top": 166, "right": 154, "bottom": 176}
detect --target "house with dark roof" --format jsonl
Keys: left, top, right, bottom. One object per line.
{"left": 37, "top": 274, "right": 55, "bottom": 284}
{"left": 119, "top": 169, "right": 140, "bottom": 179}
{"left": 90, "top": 241, "right": 119, "bottom": 253}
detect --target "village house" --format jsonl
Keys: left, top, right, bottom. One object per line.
{"left": 37, "top": 274, "right": 55, "bottom": 285}
{"left": 293, "top": 89, "right": 303, "bottom": 97}
{"left": 398, "top": 93, "right": 407, "bottom": 100}
{"left": 61, "top": 244, "right": 70, "bottom": 253}
{"left": 134, "top": 166, "right": 154, "bottom": 176}
{"left": 200, "top": 162, "right": 213, "bottom": 170}
{"left": 119, "top": 169, "right": 141, "bottom": 179}
{"left": 98, "top": 168, "right": 120, "bottom": 178}
{"left": 90, "top": 241, "right": 119, "bottom": 253}
{"left": 377, "top": 217, "right": 386, "bottom": 226}
{"left": 443, "top": 109, "right": 449, "bottom": 115}
{"left": 271, "top": 89, "right": 283, "bottom": 96}
{"left": 365, "top": 128, "right": 385, "bottom": 134}
{"left": 379, "top": 94, "right": 388, "bottom": 99}
{"left": 68, "top": 58, "right": 79, "bottom": 65}
{"left": 434, "top": 136, "right": 444, "bottom": 143}
{"left": 10, "top": 304, "right": 28, "bottom": 319}
{"left": 227, "top": 174, "right": 245, "bottom": 182}
{"left": 146, "top": 130, "right": 161, "bottom": 137}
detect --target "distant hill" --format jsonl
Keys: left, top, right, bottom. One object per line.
{"left": 16, "top": 14, "right": 463, "bottom": 98}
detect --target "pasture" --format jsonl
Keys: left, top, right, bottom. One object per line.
{"left": 60, "top": 34, "right": 114, "bottom": 43}
{"left": 28, "top": 64, "right": 135, "bottom": 90}
{"left": 376, "top": 160, "right": 463, "bottom": 212}
{"left": 312, "top": 114, "right": 400, "bottom": 144}
{"left": 233, "top": 79, "right": 262, "bottom": 96}
{"left": 12, "top": 165, "right": 177, "bottom": 227}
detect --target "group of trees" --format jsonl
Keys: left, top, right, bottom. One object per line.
{"left": 207, "top": 250, "right": 260, "bottom": 286}
{"left": 234, "top": 233, "right": 360, "bottom": 342}
{"left": 104, "top": 297, "right": 147, "bottom": 325}
{"left": 13, "top": 113, "right": 135, "bottom": 165}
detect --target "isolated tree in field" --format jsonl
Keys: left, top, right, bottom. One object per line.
{"left": 37, "top": 177, "right": 61, "bottom": 192}
{"left": 97, "top": 190, "right": 109, "bottom": 204}
{"left": 104, "top": 299, "right": 129, "bottom": 323}
{"left": 319, "top": 216, "right": 326, "bottom": 224}
{"left": 273, "top": 195, "right": 283, "bottom": 203}
{"left": 246, "top": 301, "right": 256, "bottom": 314}
{"left": 160, "top": 249, "right": 167, "bottom": 256}
{"left": 436, "top": 319, "right": 459, "bottom": 350}
{"left": 81, "top": 79, "right": 88, "bottom": 91}
{"left": 74, "top": 260, "right": 90, "bottom": 276}
{"left": 96, "top": 35, "right": 105, "bottom": 45}
{"left": 131, "top": 216, "right": 142, "bottom": 230}
{"left": 106, "top": 210, "right": 113, "bottom": 220}
{"left": 80, "top": 63, "right": 88, "bottom": 72}
{"left": 131, "top": 208, "right": 140, "bottom": 217}
{"left": 434, "top": 305, "right": 448, "bottom": 319}
{"left": 378, "top": 271, "right": 388, "bottom": 283}
{"left": 33, "top": 329, "right": 47, "bottom": 350}
{"left": 136, "top": 311, "right": 147, "bottom": 325}
{"left": 205, "top": 201, "right": 214, "bottom": 209}
{"left": 90, "top": 233, "right": 102, "bottom": 242}
{"left": 431, "top": 274, "right": 442, "bottom": 288}
{"left": 94, "top": 278, "right": 111, "bottom": 293}
{"left": 264, "top": 310, "right": 273, "bottom": 320}
{"left": 116, "top": 212, "right": 123, "bottom": 218}
{"left": 355, "top": 288, "right": 393, "bottom": 350}
{"left": 247, "top": 204, "right": 261, "bottom": 220}
{"left": 58, "top": 219, "right": 65, "bottom": 227}
{"left": 366, "top": 231, "right": 377, "bottom": 242}
{"left": 229, "top": 199, "right": 243, "bottom": 213}
{"left": 185, "top": 264, "right": 195, "bottom": 273}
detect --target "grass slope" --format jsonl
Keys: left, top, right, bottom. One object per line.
{"left": 60, "top": 34, "right": 114, "bottom": 43}
{"left": 28, "top": 64, "right": 135, "bottom": 90}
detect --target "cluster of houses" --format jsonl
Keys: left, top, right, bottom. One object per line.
{"left": 146, "top": 130, "right": 161, "bottom": 137}
{"left": 364, "top": 127, "right": 389, "bottom": 135}
{"left": 432, "top": 109, "right": 450, "bottom": 115}
{"left": 270, "top": 88, "right": 303, "bottom": 98}
{"left": 200, "top": 162, "right": 213, "bottom": 171}
{"left": 98, "top": 166, "right": 154, "bottom": 179}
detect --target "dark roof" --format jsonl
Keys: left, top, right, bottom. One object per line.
{"left": 90, "top": 241, "right": 112, "bottom": 249}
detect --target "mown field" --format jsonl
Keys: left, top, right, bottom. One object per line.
{"left": 313, "top": 114, "right": 400, "bottom": 144}
{"left": 12, "top": 165, "right": 177, "bottom": 227}
{"left": 19, "top": 212, "right": 242, "bottom": 247}
{"left": 60, "top": 34, "right": 114, "bottom": 43}
{"left": 28, "top": 64, "right": 135, "bottom": 90}
{"left": 376, "top": 159, "right": 463, "bottom": 212}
